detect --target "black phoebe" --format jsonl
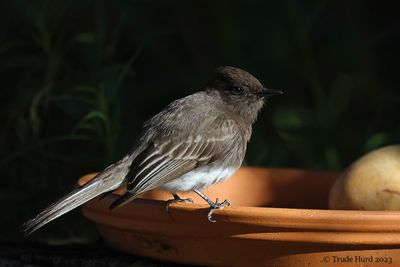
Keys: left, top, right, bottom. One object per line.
{"left": 21, "top": 66, "right": 282, "bottom": 235}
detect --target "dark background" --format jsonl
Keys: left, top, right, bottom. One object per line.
{"left": 1, "top": 0, "right": 399, "bottom": 243}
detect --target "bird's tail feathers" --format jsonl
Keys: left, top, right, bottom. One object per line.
{"left": 109, "top": 191, "right": 136, "bottom": 210}
{"left": 21, "top": 157, "right": 130, "bottom": 235}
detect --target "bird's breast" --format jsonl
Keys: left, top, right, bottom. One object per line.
{"left": 160, "top": 165, "right": 238, "bottom": 192}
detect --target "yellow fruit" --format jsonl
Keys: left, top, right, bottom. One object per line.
{"left": 329, "top": 145, "right": 400, "bottom": 210}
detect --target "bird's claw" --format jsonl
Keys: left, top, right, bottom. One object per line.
{"left": 207, "top": 198, "right": 230, "bottom": 223}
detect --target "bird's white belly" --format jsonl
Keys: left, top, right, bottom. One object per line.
{"left": 161, "top": 166, "right": 237, "bottom": 192}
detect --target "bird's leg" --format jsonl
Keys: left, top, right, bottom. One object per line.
{"left": 193, "top": 189, "right": 230, "bottom": 222}
{"left": 165, "top": 193, "right": 194, "bottom": 212}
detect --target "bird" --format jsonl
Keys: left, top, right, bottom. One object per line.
{"left": 21, "top": 66, "right": 282, "bottom": 235}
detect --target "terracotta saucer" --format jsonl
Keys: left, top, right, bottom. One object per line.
{"left": 79, "top": 167, "right": 400, "bottom": 266}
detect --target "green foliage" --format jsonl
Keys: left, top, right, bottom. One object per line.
{"left": 0, "top": 0, "right": 399, "bottom": 241}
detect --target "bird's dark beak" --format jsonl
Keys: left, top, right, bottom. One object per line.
{"left": 260, "top": 87, "right": 283, "bottom": 97}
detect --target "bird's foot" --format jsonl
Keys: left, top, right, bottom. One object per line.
{"left": 207, "top": 198, "right": 230, "bottom": 223}
{"left": 192, "top": 189, "right": 231, "bottom": 222}
{"left": 166, "top": 193, "right": 193, "bottom": 212}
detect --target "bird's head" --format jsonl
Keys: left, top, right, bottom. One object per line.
{"left": 205, "top": 66, "right": 282, "bottom": 123}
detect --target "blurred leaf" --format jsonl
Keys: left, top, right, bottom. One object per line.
{"left": 364, "top": 133, "right": 388, "bottom": 152}
{"left": 329, "top": 74, "right": 354, "bottom": 121}
{"left": 0, "top": 134, "right": 91, "bottom": 166}
{"left": 73, "top": 110, "right": 108, "bottom": 134}
{"left": 324, "top": 147, "right": 340, "bottom": 169}
{"left": 75, "top": 32, "right": 97, "bottom": 44}
{"left": 29, "top": 86, "right": 49, "bottom": 137}
{"left": 273, "top": 107, "right": 305, "bottom": 130}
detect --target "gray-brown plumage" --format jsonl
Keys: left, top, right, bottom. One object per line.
{"left": 21, "top": 66, "right": 282, "bottom": 235}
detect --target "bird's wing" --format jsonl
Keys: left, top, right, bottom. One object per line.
{"left": 109, "top": 119, "right": 238, "bottom": 209}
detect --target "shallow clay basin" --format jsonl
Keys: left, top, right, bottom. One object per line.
{"left": 80, "top": 167, "right": 400, "bottom": 266}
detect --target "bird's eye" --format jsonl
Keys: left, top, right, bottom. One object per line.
{"left": 232, "top": 86, "right": 244, "bottom": 94}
